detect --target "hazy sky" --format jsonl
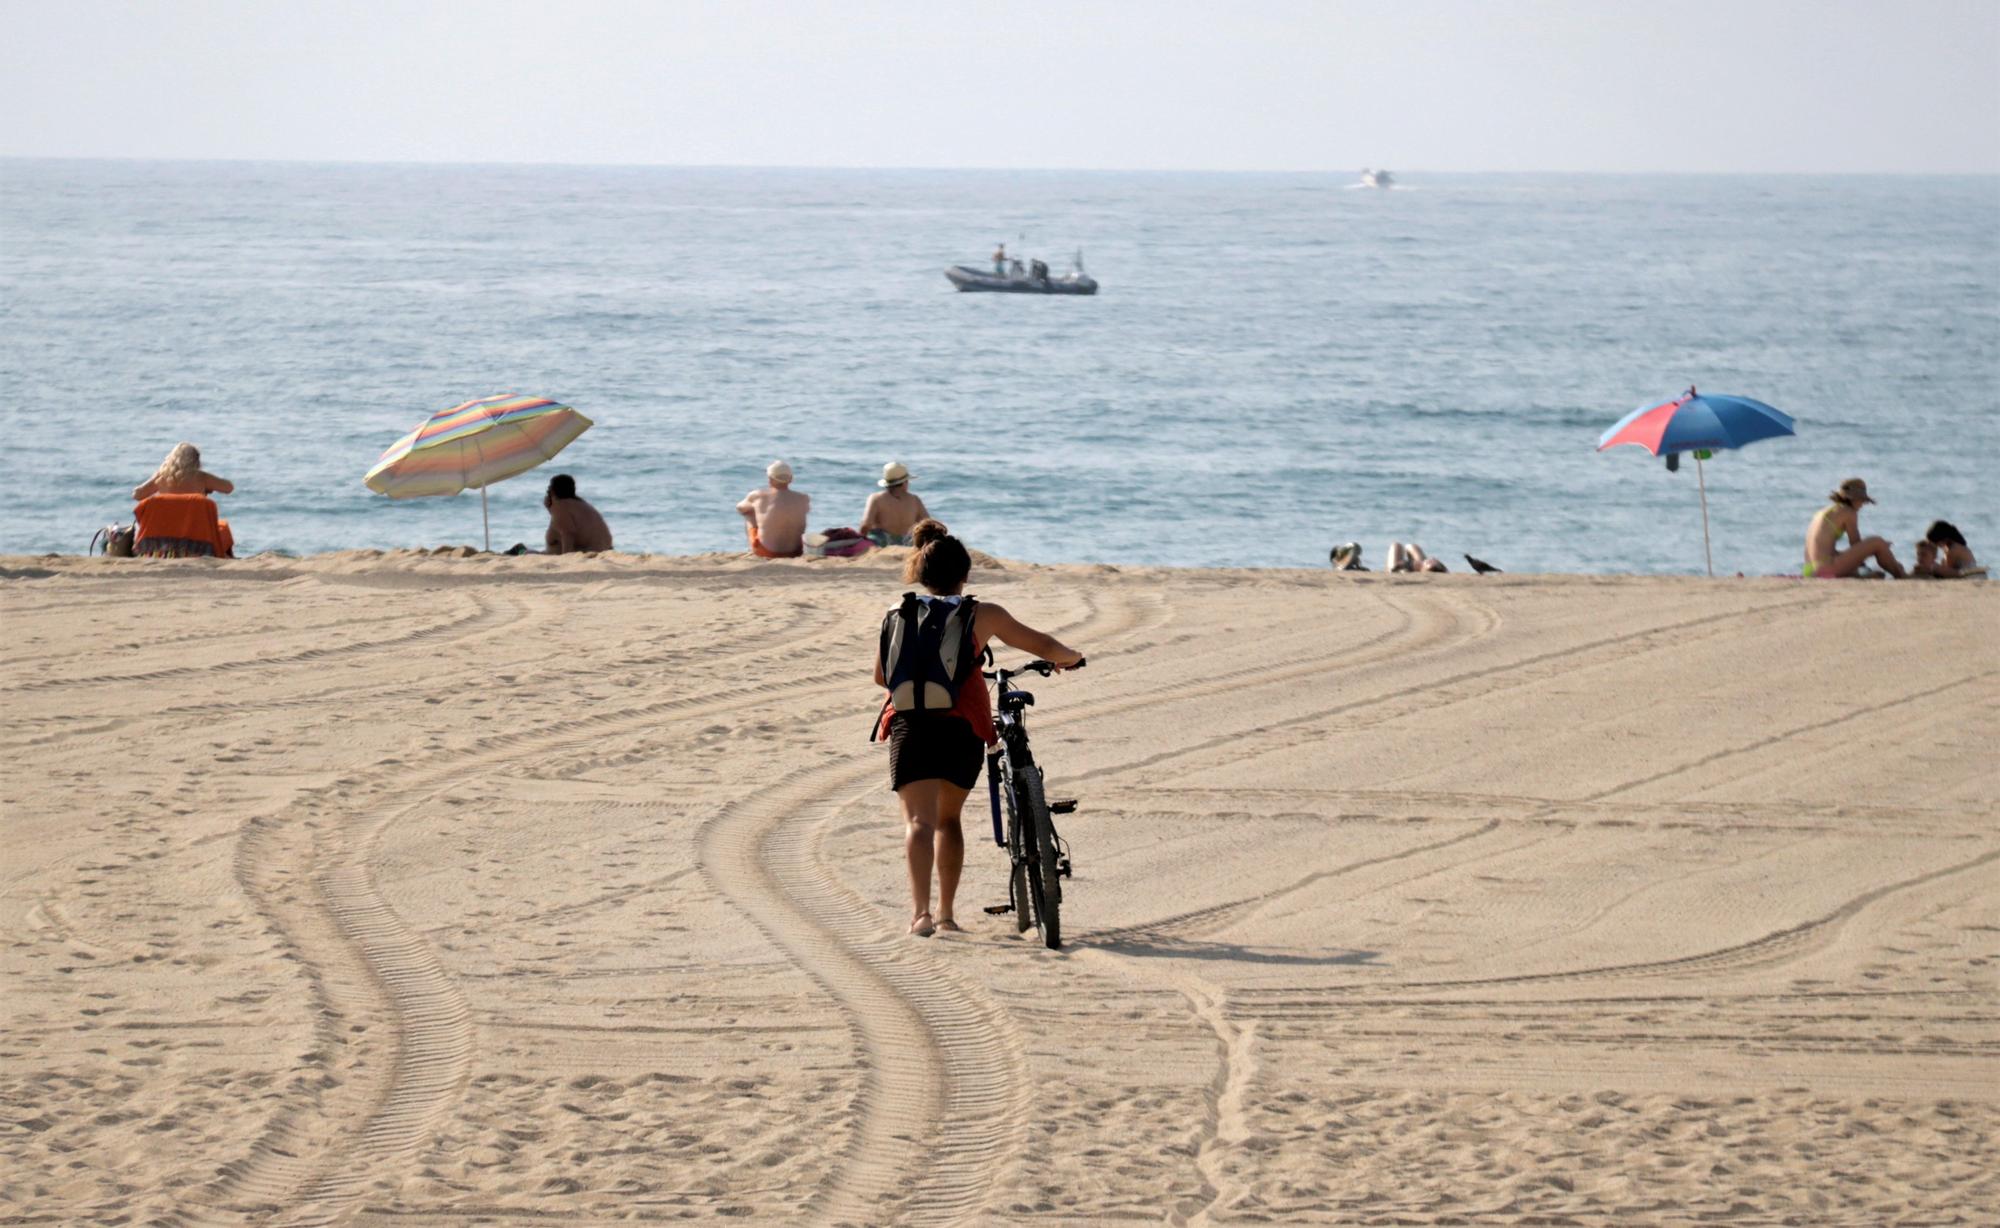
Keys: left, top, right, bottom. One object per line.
{"left": 5, "top": 0, "right": 1996, "bottom": 172}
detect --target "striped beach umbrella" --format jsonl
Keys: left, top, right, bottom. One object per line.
{"left": 364, "top": 394, "right": 593, "bottom": 550}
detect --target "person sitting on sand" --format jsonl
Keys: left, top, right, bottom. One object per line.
{"left": 542, "top": 473, "right": 613, "bottom": 555}
{"left": 1924, "top": 520, "right": 1981, "bottom": 579}
{"left": 1804, "top": 478, "right": 1907, "bottom": 578}
{"left": 873, "top": 520, "right": 1084, "bottom": 938}
{"left": 738, "top": 460, "right": 810, "bottom": 558}
{"left": 1331, "top": 542, "right": 1368, "bottom": 571}
{"left": 133, "top": 443, "right": 233, "bottom": 501}
{"left": 1388, "top": 542, "right": 1448, "bottom": 573}
{"left": 860, "top": 461, "right": 930, "bottom": 547}
{"left": 1910, "top": 539, "right": 1942, "bottom": 579}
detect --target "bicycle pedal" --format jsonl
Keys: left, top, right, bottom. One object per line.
{"left": 1058, "top": 858, "right": 1072, "bottom": 879}
{"left": 1049, "top": 798, "right": 1078, "bottom": 814}
{"left": 982, "top": 903, "right": 1014, "bottom": 915}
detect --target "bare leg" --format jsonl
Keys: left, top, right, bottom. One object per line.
{"left": 1387, "top": 542, "right": 1413, "bottom": 572}
{"left": 1407, "top": 544, "right": 1448, "bottom": 573}
{"left": 898, "top": 780, "right": 942, "bottom": 933}
{"left": 1817, "top": 537, "right": 1907, "bottom": 579}
{"left": 932, "top": 782, "right": 972, "bottom": 929}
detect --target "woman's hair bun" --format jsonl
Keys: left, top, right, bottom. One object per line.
{"left": 902, "top": 518, "right": 971, "bottom": 590}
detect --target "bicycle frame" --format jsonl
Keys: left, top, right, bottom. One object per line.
{"left": 979, "top": 655, "right": 1081, "bottom": 947}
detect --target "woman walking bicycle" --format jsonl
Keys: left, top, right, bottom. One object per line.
{"left": 873, "top": 520, "right": 1083, "bottom": 937}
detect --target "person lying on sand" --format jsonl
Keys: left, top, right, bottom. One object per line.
{"left": 1330, "top": 542, "right": 1368, "bottom": 571}
{"left": 872, "top": 520, "right": 1083, "bottom": 938}
{"left": 1804, "top": 478, "right": 1907, "bottom": 578}
{"left": 1924, "top": 520, "right": 1983, "bottom": 579}
{"left": 737, "top": 460, "right": 810, "bottom": 558}
{"left": 542, "top": 473, "right": 613, "bottom": 555}
{"left": 133, "top": 442, "right": 233, "bottom": 501}
{"left": 1388, "top": 543, "right": 1448, "bottom": 573}
{"left": 860, "top": 461, "right": 929, "bottom": 547}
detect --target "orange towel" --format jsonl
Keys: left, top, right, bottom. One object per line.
{"left": 134, "top": 494, "right": 229, "bottom": 558}
{"left": 747, "top": 525, "right": 801, "bottom": 559}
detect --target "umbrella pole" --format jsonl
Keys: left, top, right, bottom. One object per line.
{"left": 481, "top": 486, "right": 490, "bottom": 553}
{"left": 1696, "top": 455, "right": 1714, "bottom": 577}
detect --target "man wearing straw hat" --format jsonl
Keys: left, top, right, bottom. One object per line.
{"left": 738, "top": 460, "right": 810, "bottom": 558}
{"left": 861, "top": 461, "right": 930, "bottom": 547}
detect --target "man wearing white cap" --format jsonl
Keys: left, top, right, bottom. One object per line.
{"left": 861, "top": 461, "right": 930, "bottom": 547}
{"left": 737, "top": 460, "right": 811, "bottom": 558}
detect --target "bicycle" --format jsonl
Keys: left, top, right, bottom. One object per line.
{"left": 980, "top": 655, "right": 1084, "bottom": 949}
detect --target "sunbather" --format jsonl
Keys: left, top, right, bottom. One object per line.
{"left": 861, "top": 461, "right": 929, "bottom": 547}
{"left": 1924, "top": 521, "right": 1981, "bottom": 578}
{"left": 542, "top": 474, "right": 613, "bottom": 554}
{"left": 1388, "top": 543, "right": 1448, "bottom": 573}
{"left": 1804, "top": 478, "right": 1906, "bottom": 578}
{"left": 737, "top": 460, "right": 809, "bottom": 558}
{"left": 133, "top": 443, "right": 233, "bottom": 501}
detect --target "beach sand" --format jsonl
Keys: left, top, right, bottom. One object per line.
{"left": 2, "top": 551, "right": 1995, "bottom": 1226}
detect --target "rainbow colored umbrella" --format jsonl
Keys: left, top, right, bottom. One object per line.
{"left": 1597, "top": 386, "right": 1796, "bottom": 576}
{"left": 364, "top": 394, "right": 593, "bottom": 550}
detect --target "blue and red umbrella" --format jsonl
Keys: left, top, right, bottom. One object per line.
{"left": 1598, "top": 387, "right": 1795, "bottom": 456}
{"left": 1597, "top": 386, "right": 1797, "bottom": 575}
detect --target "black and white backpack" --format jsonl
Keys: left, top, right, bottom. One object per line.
{"left": 878, "top": 592, "right": 979, "bottom": 716}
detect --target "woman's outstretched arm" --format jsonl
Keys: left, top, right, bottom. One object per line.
{"left": 976, "top": 603, "right": 1083, "bottom": 667}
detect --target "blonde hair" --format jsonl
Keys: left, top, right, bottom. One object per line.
{"left": 152, "top": 443, "right": 202, "bottom": 490}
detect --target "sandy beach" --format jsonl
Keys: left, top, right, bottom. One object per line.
{"left": 2, "top": 551, "right": 1994, "bottom": 1226}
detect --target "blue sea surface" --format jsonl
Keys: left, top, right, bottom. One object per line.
{"left": 2, "top": 161, "right": 1994, "bottom": 573}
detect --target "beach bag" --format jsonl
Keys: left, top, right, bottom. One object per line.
{"left": 879, "top": 593, "right": 979, "bottom": 714}
{"left": 91, "top": 524, "right": 136, "bottom": 557}
{"left": 806, "top": 527, "right": 874, "bottom": 559}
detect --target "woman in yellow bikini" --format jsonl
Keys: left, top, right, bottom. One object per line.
{"left": 1804, "top": 478, "right": 1907, "bottom": 579}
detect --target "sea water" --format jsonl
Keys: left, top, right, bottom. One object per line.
{"left": 2, "top": 161, "right": 1994, "bottom": 573}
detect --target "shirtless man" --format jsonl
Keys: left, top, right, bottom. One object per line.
{"left": 542, "top": 473, "right": 613, "bottom": 554}
{"left": 1805, "top": 477, "right": 1906, "bottom": 578}
{"left": 860, "top": 461, "right": 929, "bottom": 547}
{"left": 738, "top": 460, "right": 810, "bottom": 558}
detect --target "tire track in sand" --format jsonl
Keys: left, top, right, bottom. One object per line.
{"left": 181, "top": 600, "right": 895, "bottom": 1224}
{"left": 699, "top": 768, "right": 1032, "bottom": 1227}
{"left": 192, "top": 574, "right": 1158, "bottom": 1225}
{"left": 0, "top": 590, "right": 516, "bottom": 696}
{"left": 1225, "top": 841, "right": 2000, "bottom": 1010}
{"left": 683, "top": 585, "right": 1173, "bottom": 1225}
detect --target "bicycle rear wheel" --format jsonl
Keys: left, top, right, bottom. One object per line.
{"left": 1017, "top": 766, "right": 1061, "bottom": 949}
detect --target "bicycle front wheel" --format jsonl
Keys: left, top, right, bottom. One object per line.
{"left": 1017, "top": 766, "right": 1061, "bottom": 949}
{"left": 1001, "top": 753, "right": 1033, "bottom": 933}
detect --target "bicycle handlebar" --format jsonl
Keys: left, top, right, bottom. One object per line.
{"left": 983, "top": 656, "right": 1085, "bottom": 680}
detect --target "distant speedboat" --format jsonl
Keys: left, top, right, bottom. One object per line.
{"left": 946, "top": 251, "right": 1097, "bottom": 295}
{"left": 1359, "top": 168, "right": 1395, "bottom": 189}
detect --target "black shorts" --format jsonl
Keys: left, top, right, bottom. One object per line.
{"left": 887, "top": 714, "right": 986, "bottom": 792}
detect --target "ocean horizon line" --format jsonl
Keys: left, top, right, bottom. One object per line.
{"left": 5, "top": 154, "right": 1996, "bottom": 179}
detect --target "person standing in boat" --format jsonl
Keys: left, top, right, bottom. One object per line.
{"left": 992, "top": 243, "right": 1006, "bottom": 274}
